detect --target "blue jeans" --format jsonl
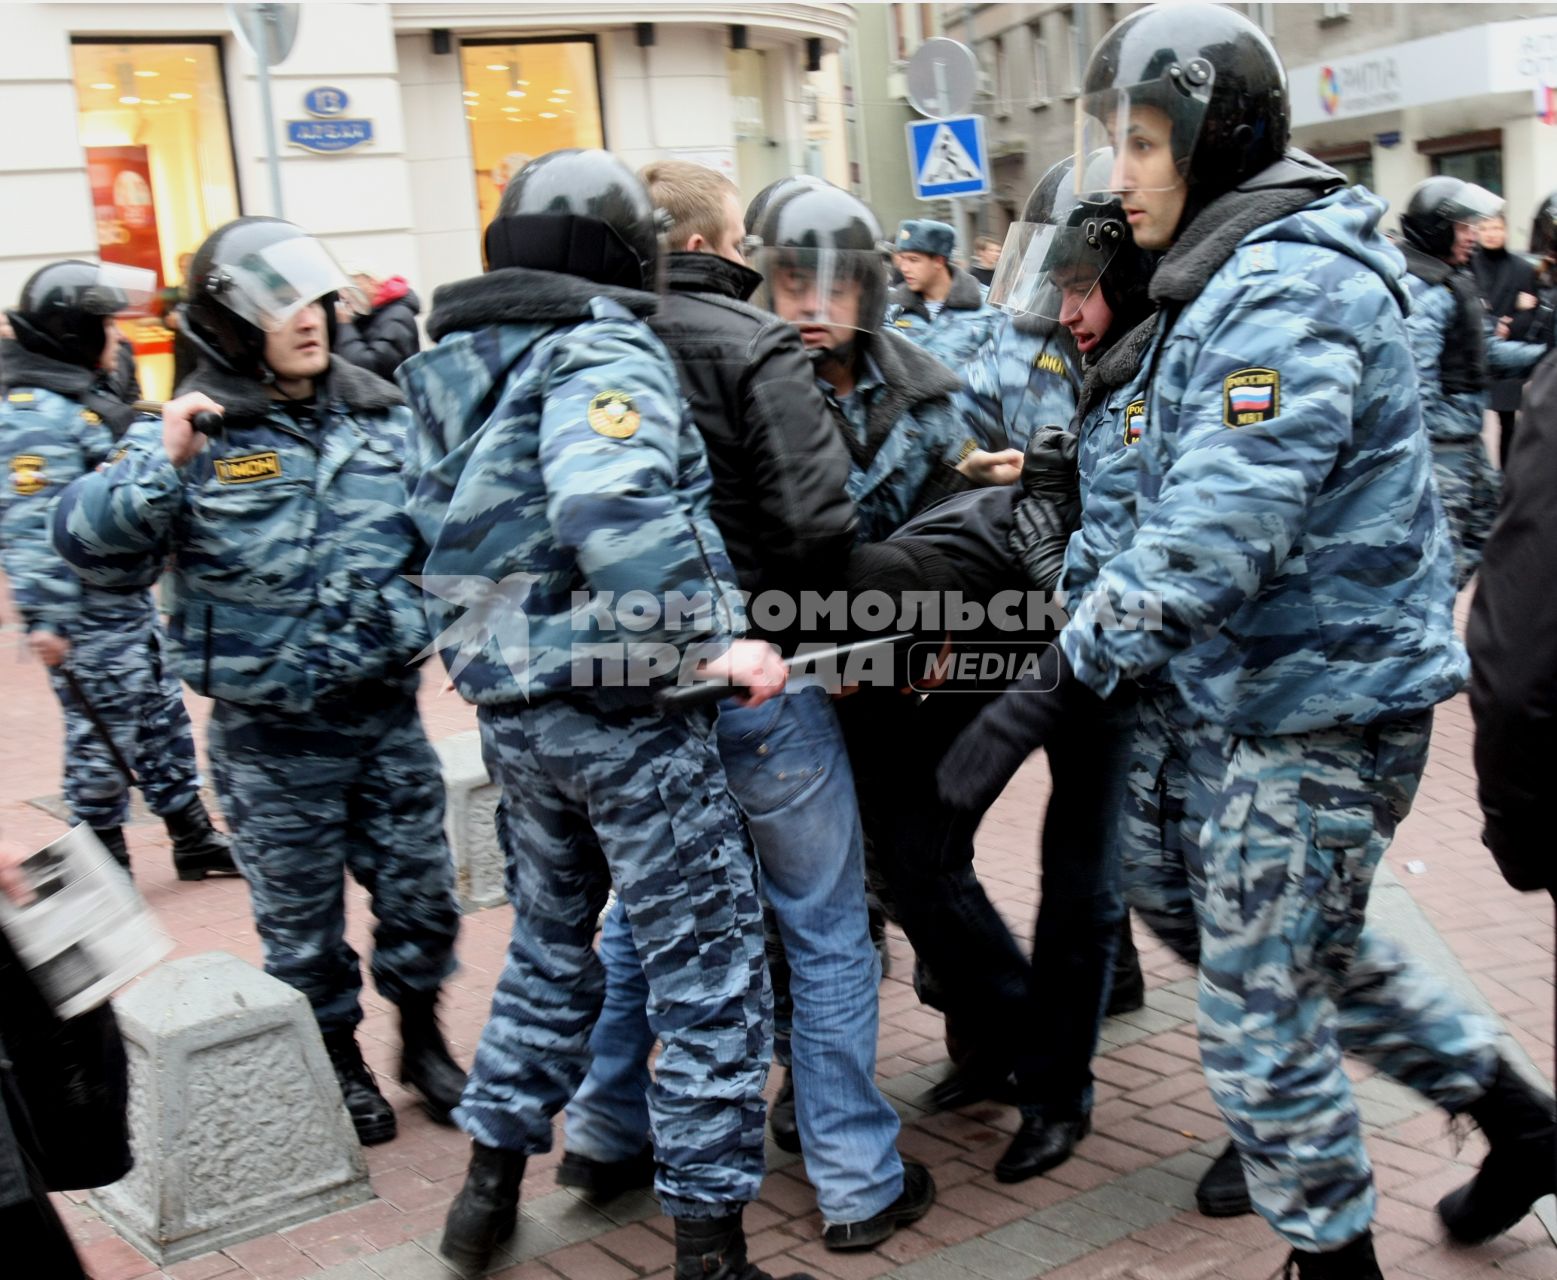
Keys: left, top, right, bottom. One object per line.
{"left": 564, "top": 686, "right": 904, "bottom": 1224}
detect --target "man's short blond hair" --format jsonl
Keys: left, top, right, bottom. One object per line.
{"left": 639, "top": 159, "right": 738, "bottom": 251}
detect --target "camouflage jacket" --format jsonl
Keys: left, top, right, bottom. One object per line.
{"left": 0, "top": 344, "right": 153, "bottom": 636}
{"left": 1061, "top": 172, "right": 1467, "bottom": 734}
{"left": 397, "top": 267, "right": 743, "bottom": 707}
{"left": 820, "top": 329, "right": 970, "bottom": 543}
{"left": 884, "top": 266, "right": 1003, "bottom": 370}
{"left": 52, "top": 358, "right": 430, "bottom": 712}
{"left": 953, "top": 314, "right": 1081, "bottom": 452}
{"left": 1060, "top": 315, "right": 1157, "bottom": 605}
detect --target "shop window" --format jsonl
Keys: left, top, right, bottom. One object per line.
{"left": 460, "top": 39, "right": 604, "bottom": 235}
{"left": 1432, "top": 148, "right": 1504, "bottom": 196}
{"left": 71, "top": 39, "right": 240, "bottom": 399}
{"left": 1331, "top": 156, "right": 1375, "bottom": 190}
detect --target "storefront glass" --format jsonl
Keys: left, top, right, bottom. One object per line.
{"left": 460, "top": 39, "right": 604, "bottom": 233}
{"left": 72, "top": 39, "right": 239, "bottom": 399}
{"left": 1433, "top": 147, "right": 1503, "bottom": 197}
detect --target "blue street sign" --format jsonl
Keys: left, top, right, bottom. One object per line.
{"left": 286, "top": 118, "right": 374, "bottom": 153}
{"left": 906, "top": 114, "right": 989, "bottom": 200}
{"left": 303, "top": 86, "right": 350, "bottom": 117}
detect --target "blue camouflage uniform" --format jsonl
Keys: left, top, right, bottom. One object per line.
{"left": 0, "top": 362, "right": 200, "bottom": 830}
{"left": 396, "top": 268, "right": 770, "bottom": 1218}
{"left": 820, "top": 329, "right": 969, "bottom": 543}
{"left": 1061, "top": 182, "right": 1501, "bottom": 1251}
{"left": 51, "top": 358, "right": 459, "bottom": 1032}
{"left": 1399, "top": 262, "right": 1548, "bottom": 589}
{"left": 884, "top": 266, "right": 1003, "bottom": 371}
{"left": 954, "top": 315, "right": 1081, "bottom": 452}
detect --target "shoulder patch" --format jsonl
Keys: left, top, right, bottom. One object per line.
{"left": 1123, "top": 399, "right": 1145, "bottom": 446}
{"left": 214, "top": 451, "right": 283, "bottom": 484}
{"left": 10, "top": 455, "right": 47, "bottom": 495}
{"left": 893, "top": 318, "right": 915, "bottom": 329}
{"left": 7, "top": 392, "right": 35, "bottom": 405}
{"left": 1223, "top": 368, "right": 1280, "bottom": 427}
{"left": 1240, "top": 243, "right": 1278, "bottom": 276}
{"left": 1033, "top": 351, "right": 1068, "bottom": 377}
{"left": 587, "top": 390, "right": 641, "bottom": 440}
{"left": 81, "top": 408, "right": 103, "bottom": 426}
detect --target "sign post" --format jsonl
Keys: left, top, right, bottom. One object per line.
{"left": 227, "top": 4, "right": 300, "bottom": 217}
{"left": 905, "top": 38, "right": 983, "bottom": 262}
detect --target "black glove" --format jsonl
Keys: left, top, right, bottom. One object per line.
{"left": 937, "top": 643, "right": 1095, "bottom": 813}
{"left": 1020, "top": 425, "right": 1080, "bottom": 506}
{"left": 1009, "top": 426, "right": 1082, "bottom": 593}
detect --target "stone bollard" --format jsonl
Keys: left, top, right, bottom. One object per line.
{"left": 437, "top": 728, "right": 507, "bottom": 911}
{"left": 91, "top": 952, "right": 372, "bottom": 1265}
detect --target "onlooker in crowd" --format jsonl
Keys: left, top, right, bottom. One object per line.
{"left": 334, "top": 263, "right": 422, "bottom": 380}
{"left": 1472, "top": 213, "right": 1539, "bottom": 463}
{"left": 969, "top": 234, "right": 1002, "bottom": 287}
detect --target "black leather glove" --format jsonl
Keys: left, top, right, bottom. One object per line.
{"left": 937, "top": 643, "right": 1094, "bottom": 813}
{"left": 1009, "top": 426, "right": 1082, "bottom": 593}
{"left": 1020, "top": 425, "right": 1080, "bottom": 506}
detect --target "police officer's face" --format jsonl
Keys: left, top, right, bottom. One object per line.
{"left": 1113, "top": 105, "right": 1187, "bottom": 252}
{"left": 771, "top": 267, "right": 862, "bottom": 352}
{"left": 263, "top": 301, "right": 330, "bottom": 381}
{"left": 1451, "top": 220, "right": 1480, "bottom": 266}
{"left": 897, "top": 251, "right": 945, "bottom": 295}
{"left": 1054, "top": 270, "right": 1114, "bottom": 355}
{"left": 98, "top": 317, "right": 121, "bottom": 372}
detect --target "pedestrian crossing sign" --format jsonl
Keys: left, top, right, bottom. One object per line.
{"left": 907, "top": 114, "right": 990, "bottom": 200}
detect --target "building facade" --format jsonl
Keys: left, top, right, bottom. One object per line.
{"left": 945, "top": 2, "right": 1557, "bottom": 250}
{"left": 1, "top": 2, "right": 854, "bottom": 397}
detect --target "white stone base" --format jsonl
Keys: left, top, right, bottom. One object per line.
{"left": 436, "top": 729, "right": 507, "bottom": 912}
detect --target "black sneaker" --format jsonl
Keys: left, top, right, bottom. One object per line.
{"left": 1195, "top": 1141, "right": 1253, "bottom": 1217}
{"left": 769, "top": 1069, "right": 801, "bottom": 1153}
{"left": 822, "top": 1160, "right": 936, "bottom": 1251}
{"left": 557, "top": 1145, "right": 655, "bottom": 1202}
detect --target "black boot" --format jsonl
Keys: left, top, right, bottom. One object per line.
{"left": 1105, "top": 916, "right": 1145, "bottom": 1016}
{"left": 1283, "top": 1231, "right": 1383, "bottom": 1279}
{"left": 1195, "top": 1141, "right": 1253, "bottom": 1217}
{"left": 994, "top": 1111, "right": 1090, "bottom": 1183}
{"left": 557, "top": 1144, "right": 655, "bottom": 1202}
{"left": 1438, "top": 1057, "right": 1557, "bottom": 1243}
{"left": 397, "top": 991, "right": 467, "bottom": 1125}
{"left": 769, "top": 1068, "right": 801, "bottom": 1153}
{"left": 163, "top": 796, "right": 240, "bottom": 881}
{"left": 440, "top": 1141, "right": 525, "bottom": 1277}
{"left": 93, "top": 826, "right": 130, "bottom": 875}
{"left": 868, "top": 902, "right": 891, "bottom": 978}
{"left": 674, "top": 1210, "right": 816, "bottom": 1280}
{"left": 322, "top": 1029, "right": 397, "bottom": 1145}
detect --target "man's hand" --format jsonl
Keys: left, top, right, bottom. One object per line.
{"left": 1496, "top": 315, "right": 1513, "bottom": 340}
{"left": 957, "top": 448, "right": 1025, "bottom": 486}
{"left": 162, "top": 392, "right": 223, "bottom": 467}
{"left": 28, "top": 631, "right": 70, "bottom": 667}
{"left": 698, "top": 639, "right": 788, "bottom": 708}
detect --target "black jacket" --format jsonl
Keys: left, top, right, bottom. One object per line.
{"left": 649, "top": 252, "right": 952, "bottom": 647}
{"left": 1467, "top": 345, "right": 1557, "bottom": 896}
{"left": 1472, "top": 246, "right": 1539, "bottom": 413}
{"left": 334, "top": 288, "right": 422, "bottom": 381}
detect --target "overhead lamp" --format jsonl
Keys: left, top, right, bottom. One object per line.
{"left": 119, "top": 95, "right": 141, "bottom": 105}
{"left": 507, "top": 89, "right": 525, "bottom": 99}
{"left": 502, "top": 106, "right": 518, "bottom": 113}
{"left": 134, "top": 69, "right": 158, "bottom": 78}
{"left": 539, "top": 111, "right": 558, "bottom": 119}
{"left": 169, "top": 92, "right": 192, "bottom": 100}
{"left": 91, "top": 81, "right": 113, "bottom": 90}
{"left": 486, "top": 63, "right": 507, "bottom": 71}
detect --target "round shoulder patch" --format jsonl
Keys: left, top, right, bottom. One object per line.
{"left": 587, "top": 390, "right": 641, "bottom": 439}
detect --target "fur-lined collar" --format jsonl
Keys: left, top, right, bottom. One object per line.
{"left": 427, "top": 266, "right": 657, "bottom": 341}
{"left": 888, "top": 266, "right": 985, "bottom": 322}
{"left": 177, "top": 355, "right": 403, "bottom": 423}
{"left": 1077, "top": 313, "right": 1158, "bottom": 421}
{"left": 0, "top": 341, "right": 144, "bottom": 436}
{"left": 1399, "top": 242, "right": 1454, "bottom": 286}
{"left": 863, "top": 328, "right": 962, "bottom": 439}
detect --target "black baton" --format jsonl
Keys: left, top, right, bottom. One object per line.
{"left": 59, "top": 665, "right": 138, "bottom": 786}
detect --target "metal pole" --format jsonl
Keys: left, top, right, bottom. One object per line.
{"left": 256, "top": 3, "right": 284, "bottom": 217}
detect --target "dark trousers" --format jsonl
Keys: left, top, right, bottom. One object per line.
{"left": 1498, "top": 409, "right": 1518, "bottom": 469}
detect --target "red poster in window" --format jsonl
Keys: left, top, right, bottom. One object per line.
{"left": 85, "top": 145, "right": 163, "bottom": 309}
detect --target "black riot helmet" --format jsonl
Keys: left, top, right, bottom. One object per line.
{"left": 183, "top": 217, "right": 358, "bottom": 379}
{"left": 743, "top": 174, "right": 829, "bottom": 236}
{"left": 1078, "top": 3, "right": 1289, "bottom": 202}
{"left": 1529, "top": 190, "right": 1557, "bottom": 263}
{"left": 750, "top": 183, "right": 888, "bottom": 342}
{"left": 484, "top": 149, "right": 660, "bottom": 291}
{"left": 7, "top": 260, "right": 155, "bottom": 370}
{"left": 1400, "top": 177, "right": 1503, "bottom": 259}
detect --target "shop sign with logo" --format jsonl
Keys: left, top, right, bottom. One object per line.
{"left": 286, "top": 85, "right": 374, "bottom": 153}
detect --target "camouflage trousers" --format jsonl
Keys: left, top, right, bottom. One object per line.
{"left": 47, "top": 606, "right": 200, "bottom": 829}
{"left": 460, "top": 697, "right": 770, "bottom": 1218}
{"left": 1430, "top": 438, "right": 1500, "bottom": 592}
{"left": 1121, "top": 693, "right": 1500, "bottom": 1250}
{"left": 206, "top": 678, "right": 460, "bottom": 1033}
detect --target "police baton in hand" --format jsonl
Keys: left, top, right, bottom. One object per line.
{"left": 132, "top": 401, "right": 225, "bottom": 439}
{"left": 654, "top": 633, "right": 913, "bottom": 712}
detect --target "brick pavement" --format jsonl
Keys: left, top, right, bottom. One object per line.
{"left": 1, "top": 593, "right": 1552, "bottom": 1280}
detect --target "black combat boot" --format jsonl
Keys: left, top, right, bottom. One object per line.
{"left": 1438, "top": 1057, "right": 1557, "bottom": 1243}
{"left": 1195, "top": 1141, "right": 1253, "bottom": 1217}
{"left": 768, "top": 1068, "right": 800, "bottom": 1153}
{"left": 440, "top": 1141, "right": 526, "bottom": 1277}
{"left": 93, "top": 826, "right": 131, "bottom": 875}
{"left": 1283, "top": 1231, "right": 1383, "bottom": 1279}
{"left": 674, "top": 1210, "right": 817, "bottom": 1280}
{"left": 397, "top": 991, "right": 467, "bottom": 1125}
{"left": 1105, "top": 916, "right": 1145, "bottom": 1016}
{"left": 322, "top": 1029, "right": 397, "bottom": 1145}
{"left": 163, "top": 796, "right": 240, "bottom": 881}
{"left": 556, "top": 1144, "right": 655, "bottom": 1202}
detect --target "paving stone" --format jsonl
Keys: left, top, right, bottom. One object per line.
{"left": 1068, "top": 1185, "right": 1181, "bottom": 1231}
{"left": 935, "top": 1236, "right": 1048, "bottom": 1280}
{"left": 361, "top": 1239, "right": 460, "bottom": 1278}
{"left": 983, "top": 1218, "right": 1093, "bottom": 1268}
{"left": 1030, "top": 1199, "right": 1136, "bottom": 1249}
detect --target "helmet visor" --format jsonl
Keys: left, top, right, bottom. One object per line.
{"left": 986, "top": 223, "right": 1119, "bottom": 323}
{"left": 79, "top": 263, "right": 157, "bottom": 315}
{"left": 211, "top": 236, "right": 364, "bottom": 333}
{"left": 1445, "top": 183, "right": 1503, "bottom": 226}
{"left": 752, "top": 246, "right": 881, "bottom": 333}
{"left": 1075, "top": 69, "right": 1215, "bottom": 194}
